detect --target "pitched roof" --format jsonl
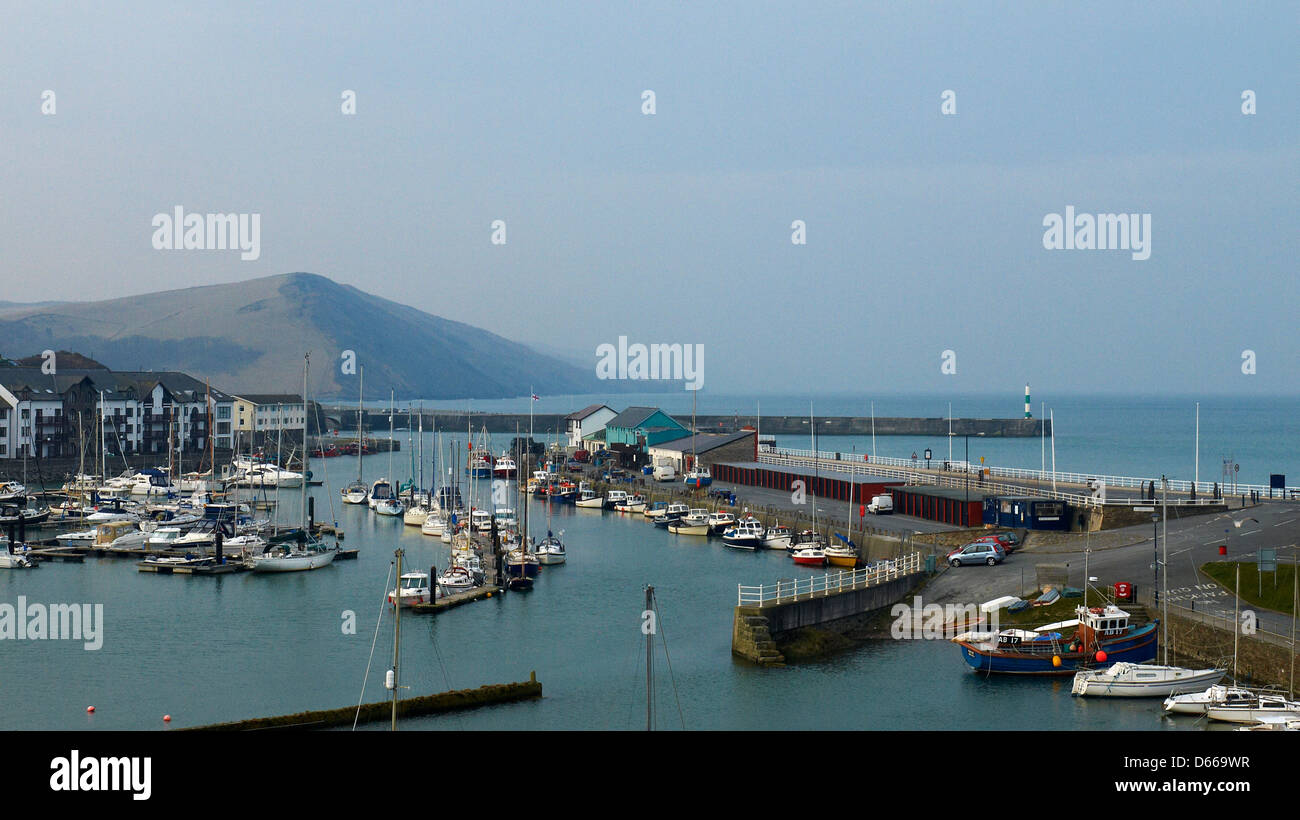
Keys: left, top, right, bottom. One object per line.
{"left": 607, "top": 406, "right": 683, "bottom": 430}
{"left": 565, "top": 403, "right": 613, "bottom": 422}
{"left": 648, "top": 431, "right": 755, "bottom": 455}
{"left": 0, "top": 368, "right": 234, "bottom": 402}
{"left": 235, "top": 394, "right": 305, "bottom": 406}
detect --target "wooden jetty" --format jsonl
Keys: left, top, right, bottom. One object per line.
{"left": 409, "top": 584, "right": 502, "bottom": 614}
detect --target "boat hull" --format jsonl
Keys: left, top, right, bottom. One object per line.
{"left": 250, "top": 550, "right": 337, "bottom": 572}
{"left": 956, "top": 623, "right": 1158, "bottom": 675}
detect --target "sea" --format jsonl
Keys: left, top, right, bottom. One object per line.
{"left": 2, "top": 392, "right": 1294, "bottom": 731}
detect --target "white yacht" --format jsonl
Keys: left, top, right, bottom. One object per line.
{"left": 1071, "top": 662, "right": 1226, "bottom": 698}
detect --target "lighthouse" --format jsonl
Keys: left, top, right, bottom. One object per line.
{"left": 1024, "top": 384, "right": 1032, "bottom": 419}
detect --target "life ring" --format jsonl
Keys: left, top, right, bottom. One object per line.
{"left": 1089, "top": 607, "right": 1104, "bottom": 615}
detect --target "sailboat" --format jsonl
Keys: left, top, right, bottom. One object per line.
{"left": 249, "top": 354, "right": 338, "bottom": 572}
{"left": 341, "top": 366, "right": 368, "bottom": 505}
{"left": 506, "top": 389, "right": 539, "bottom": 590}
{"left": 372, "top": 391, "right": 405, "bottom": 516}
{"left": 682, "top": 389, "right": 711, "bottom": 487}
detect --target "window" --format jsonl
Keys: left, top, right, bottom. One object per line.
{"left": 218, "top": 406, "right": 231, "bottom": 419}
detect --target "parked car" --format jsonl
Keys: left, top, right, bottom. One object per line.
{"left": 573, "top": 450, "right": 590, "bottom": 463}
{"left": 946, "top": 541, "right": 1005, "bottom": 567}
{"left": 973, "top": 533, "right": 1019, "bottom": 553}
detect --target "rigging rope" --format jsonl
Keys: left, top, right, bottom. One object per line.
{"left": 652, "top": 589, "right": 687, "bottom": 730}
{"left": 353, "top": 561, "right": 394, "bottom": 731}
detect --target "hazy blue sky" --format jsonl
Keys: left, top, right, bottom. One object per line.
{"left": 1, "top": 2, "right": 1295, "bottom": 396}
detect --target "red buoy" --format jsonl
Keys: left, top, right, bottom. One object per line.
{"left": 1095, "top": 650, "right": 1108, "bottom": 663}
{"left": 86, "top": 706, "right": 95, "bottom": 713}
{"left": 163, "top": 714, "right": 171, "bottom": 723}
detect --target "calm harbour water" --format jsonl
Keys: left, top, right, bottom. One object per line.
{"left": 3, "top": 421, "right": 1218, "bottom": 732}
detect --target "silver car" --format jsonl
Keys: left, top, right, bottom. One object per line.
{"left": 947, "top": 541, "right": 1005, "bottom": 567}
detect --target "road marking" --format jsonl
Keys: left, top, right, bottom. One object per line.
{"left": 1273, "top": 519, "right": 1295, "bottom": 527}
{"left": 1240, "top": 529, "right": 1261, "bottom": 537}
{"left": 1202, "top": 539, "right": 1223, "bottom": 546}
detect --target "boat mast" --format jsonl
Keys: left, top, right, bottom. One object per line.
{"left": 388, "top": 389, "right": 395, "bottom": 487}
{"left": 646, "top": 584, "right": 654, "bottom": 731}
{"left": 357, "top": 366, "right": 364, "bottom": 483}
{"left": 392, "top": 547, "right": 402, "bottom": 731}
{"left": 811, "top": 401, "right": 818, "bottom": 541}
{"left": 301, "top": 353, "right": 309, "bottom": 534}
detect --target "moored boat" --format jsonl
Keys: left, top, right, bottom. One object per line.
{"left": 1071, "top": 662, "right": 1226, "bottom": 697}
{"left": 1163, "top": 684, "right": 1256, "bottom": 715}
{"left": 721, "top": 519, "right": 764, "bottom": 550}
{"left": 953, "top": 604, "right": 1158, "bottom": 675}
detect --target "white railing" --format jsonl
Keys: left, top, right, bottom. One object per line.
{"left": 756, "top": 450, "right": 1277, "bottom": 506}
{"left": 737, "top": 551, "right": 922, "bottom": 606}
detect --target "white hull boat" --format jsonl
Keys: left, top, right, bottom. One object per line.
{"left": 1206, "top": 694, "right": 1300, "bottom": 724}
{"left": 1071, "top": 662, "right": 1226, "bottom": 697}
{"left": 249, "top": 543, "right": 337, "bottom": 572}
{"left": 1163, "top": 684, "right": 1257, "bottom": 715}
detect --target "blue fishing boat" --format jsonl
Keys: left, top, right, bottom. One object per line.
{"left": 953, "top": 604, "right": 1157, "bottom": 675}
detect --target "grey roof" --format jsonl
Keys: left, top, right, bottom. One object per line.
{"left": 649, "top": 431, "right": 755, "bottom": 455}
{"left": 235, "top": 393, "right": 304, "bottom": 406}
{"left": 607, "top": 406, "right": 683, "bottom": 430}
{"left": 565, "top": 403, "right": 613, "bottom": 422}
{"left": 0, "top": 367, "right": 234, "bottom": 403}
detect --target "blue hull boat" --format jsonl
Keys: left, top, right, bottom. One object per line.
{"left": 954, "top": 605, "right": 1158, "bottom": 675}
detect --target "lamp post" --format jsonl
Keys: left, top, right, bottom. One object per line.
{"left": 1151, "top": 513, "right": 1160, "bottom": 607}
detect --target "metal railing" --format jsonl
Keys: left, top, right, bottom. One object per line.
{"left": 737, "top": 551, "right": 922, "bottom": 606}
{"left": 757, "top": 451, "right": 1239, "bottom": 507}
{"left": 758, "top": 445, "right": 1300, "bottom": 499}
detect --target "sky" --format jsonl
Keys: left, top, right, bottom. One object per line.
{"left": 0, "top": 1, "right": 1295, "bottom": 396}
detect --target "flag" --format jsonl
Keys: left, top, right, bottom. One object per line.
{"left": 531, "top": 393, "right": 539, "bottom": 401}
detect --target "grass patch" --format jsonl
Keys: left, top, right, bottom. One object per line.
{"left": 1200, "top": 561, "right": 1296, "bottom": 615}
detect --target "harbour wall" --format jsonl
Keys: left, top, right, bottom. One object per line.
{"left": 326, "top": 410, "right": 1047, "bottom": 438}
{"left": 1158, "top": 606, "right": 1297, "bottom": 691}
{"left": 732, "top": 573, "right": 921, "bottom": 665}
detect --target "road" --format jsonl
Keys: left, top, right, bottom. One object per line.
{"left": 924, "top": 501, "right": 1300, "bottom": 640}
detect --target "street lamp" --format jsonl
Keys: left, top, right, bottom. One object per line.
{"left": 1151, "top": 513, "right": 1160, "bottom": 607}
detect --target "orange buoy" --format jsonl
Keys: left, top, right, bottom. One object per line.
{"left": 1051, "top": 655, "right": 1061, "bottom": 668}
{"left": 1095, "top": 650, "right": 1107, "bottom": 663}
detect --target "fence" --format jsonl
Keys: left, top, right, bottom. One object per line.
{"left": 737, "top": 551, "right": 922, "bottom": 606}
{"left": 756, "top": 450, "right": 1240, "bottom": 508}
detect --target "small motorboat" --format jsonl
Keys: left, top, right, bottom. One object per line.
{"left": 791, "top": 546, "right": 827, "bottom": 566}
{"left": 368, "top": 479, "right": 395, "bottom": 510}
{"left": 683, "top": 467, "right": 712, "bottom": 488}
{"left": 604, "top": 490, "right": 629, "bottom": 511}
{"left": 0, "top": 537, "right": 36, "bottom": 569}
{"left": 388, "top": 570, "right": 434, "bottom": 607}
{"left": 653, "top": 503, "right": 690, "bottom": 528}
{"left": 615, "top": 494, "right": 647, "bottom": 513}
{"left": 668, "top": 509, "right": 710, "bottom": 536}
{"left": 575, "top": 489, "right": 604, "bottom": 508}
{"left": 706, "top": 511, "right": 736, "bottom": 537}
{"left": 721, "top": 519, "right": 764, "bottom": 550}
{"left": 762, "top": 525, "right": 792, "bottom": 551}
{"left": 421, "top": 514, "right": 446, "bottom": 536}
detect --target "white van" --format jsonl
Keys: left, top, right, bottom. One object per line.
{"left": 652, "top": 464, "right": 677, "bottom": 482}
{"left": 867, "top": 494, "right": 893, "bottom": 514}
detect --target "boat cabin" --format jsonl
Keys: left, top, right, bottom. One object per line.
{"left": 1077, "top": 604, "right": 1132, "bottom": 639}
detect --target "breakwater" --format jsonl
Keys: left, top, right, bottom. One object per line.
{"left": 183, "top": 675, "right": 542, "bottom": 731}
{"left": 324, "top": 410, "right": 1048, "bottom": 438}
